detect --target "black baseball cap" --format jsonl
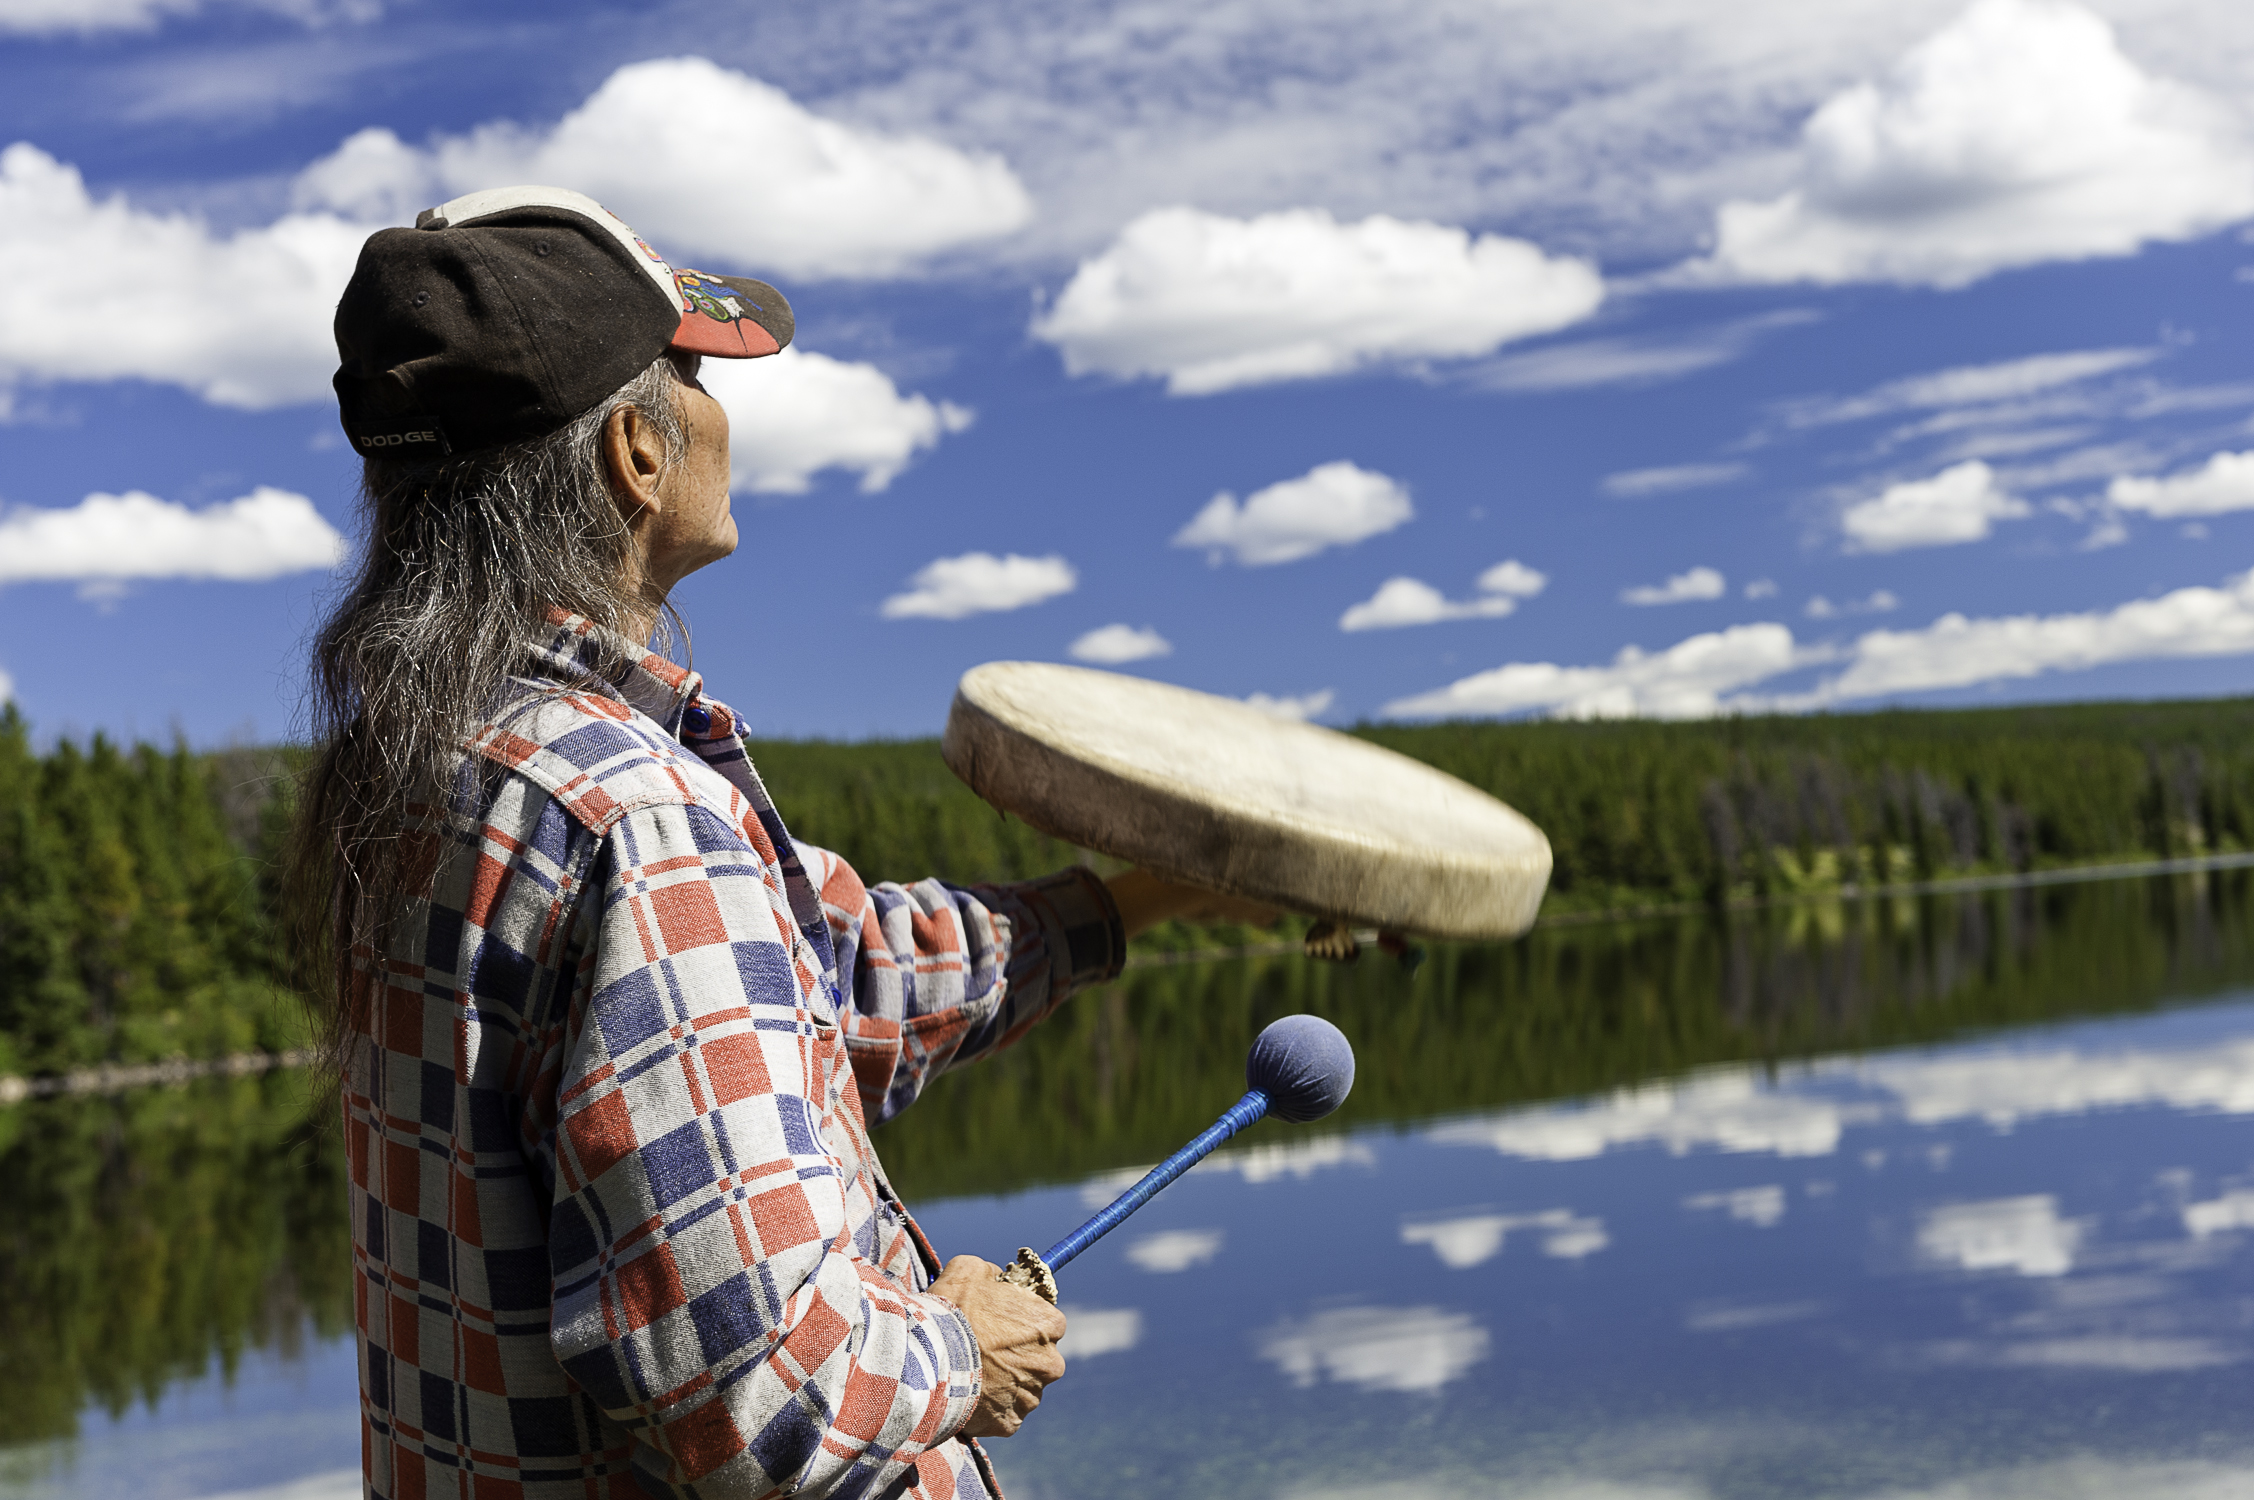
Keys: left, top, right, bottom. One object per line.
{"left": 332, "top": 186, "right": 794, "bottom": 461}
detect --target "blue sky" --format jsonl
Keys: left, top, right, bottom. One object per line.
{"left": 6, "top": 0, "right": 2254, "bottom": 744}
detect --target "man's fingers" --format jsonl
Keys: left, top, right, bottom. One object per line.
{"left": 937, "top": 1254, "right": 997, "bottom": 1282}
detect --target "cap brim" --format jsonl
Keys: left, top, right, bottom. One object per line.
{"left": 670, "top": 271, "right": 793, "bottom": 359}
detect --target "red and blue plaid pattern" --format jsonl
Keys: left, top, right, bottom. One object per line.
{"left": 344, "top": 616, "right": 1124, "bottom": 1500}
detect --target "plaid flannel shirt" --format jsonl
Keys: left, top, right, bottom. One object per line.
{"left": 344, "top": 616, "right": 1125, "bottom": 1500}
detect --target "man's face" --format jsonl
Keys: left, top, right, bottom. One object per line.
{"left": 643, "top": 355, "right": 738, "bottom": 592}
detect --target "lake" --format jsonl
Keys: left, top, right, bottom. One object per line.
{"left": 6, "top": 872, "right": 2254, "bottom": 1500}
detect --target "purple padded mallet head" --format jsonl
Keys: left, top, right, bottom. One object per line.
{"left": 1246, "top": 1013, "right": 1356, "bottom": 1123}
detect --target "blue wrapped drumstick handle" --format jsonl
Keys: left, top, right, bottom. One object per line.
{"left": 995, "top": 1015, "right": 1353, "bottom": 1302}
{"left": 1044, "top": 1089, "right": 1270, "bottom": 1271}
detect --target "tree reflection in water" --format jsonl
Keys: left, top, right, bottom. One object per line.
{"left": 6, "top": 871, "right": 2254, "bottom": 1447}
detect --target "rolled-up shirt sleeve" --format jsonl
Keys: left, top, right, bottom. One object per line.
{"left": 797, "top": 845, "right": 1127, "bottom": 1126}
{"left": 543, "top": 800, "right": 984, "bottom": 1496}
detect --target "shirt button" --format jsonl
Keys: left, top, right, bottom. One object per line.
{"left": 683, "top": 704, "right": 712, "bottom": 734}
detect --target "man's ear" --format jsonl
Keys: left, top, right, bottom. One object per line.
{"left": 602, "top": 405, "right": 667, "bottom": 527}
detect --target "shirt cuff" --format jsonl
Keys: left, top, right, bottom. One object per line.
{"left": 980, "top": 864, "right": 1127, "bottom": 998}
{"left": 917, "top": 1290, "right": 986, "bottom": 1441}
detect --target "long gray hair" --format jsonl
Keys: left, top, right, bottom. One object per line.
{"left": 288, "top": 354, "right": 690, "bottom": 1060}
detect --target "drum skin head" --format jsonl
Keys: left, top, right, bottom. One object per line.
{"left": 942, "top": 662, "right": 1553, "bottom": 941}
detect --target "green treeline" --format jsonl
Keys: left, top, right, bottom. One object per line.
{"left": 8, "top": 696, "right": 2254, "bottom": 1071}
{"left": 1355, "top": 696, "right": 2254, "bottom": 911}
{"left": 0, "top": 709, "right": 303, "bottom": 1077}
{"left": 757, "top": 696, "right": 2254, "bottom": 915}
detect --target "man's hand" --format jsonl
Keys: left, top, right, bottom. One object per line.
{"left": 927, "top": 1255, "right": 1068, "bottom": 1438}
{"left": 1106, "top": 868, "right": 1285, "bottom": 939}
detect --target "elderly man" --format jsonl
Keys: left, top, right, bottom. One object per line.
{"left": 294, "top": 186, "right": 1225, "bottom": 1500}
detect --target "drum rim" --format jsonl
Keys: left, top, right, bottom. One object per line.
{"left": 943, "top": 661, "right": 1553, "bottom": 940}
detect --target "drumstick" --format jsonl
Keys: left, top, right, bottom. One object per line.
{"left": 997, "top": 1015, "right": 1355, "bottom": 1302}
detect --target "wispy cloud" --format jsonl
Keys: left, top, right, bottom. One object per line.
{"left": 1174, "top": 461, "right": 1411, "bottom": 567}
{"left": 1034, "top": 206, "right": 1600, "bottom": 395}
{"left": 1470, "top": 311, "right": 1814, "bottom": 395}
{"left": 0, "top": 0, "right": 374, "bottom": 37}
{"left": 879, "top": 552, "right": 1076, "bottom": 620}
{"left": 1602, "top": 462, "right": 1749, "bottom": 498}
{"left": 1806, "top": 590, "right": 1899, "bottom": 619}
{"left": 1782, "top": 348, "right": 2160, "bottom": 431}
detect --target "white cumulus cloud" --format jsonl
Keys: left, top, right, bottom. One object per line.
{"left": 1338, "top": 561, "right": 1541, "bottom": 631}
{"left": 1055, "top": 1306, "right": 1142, "bottom": 1359}
{"left": 2109, "top": 450, "right": 2254, "bottom": 517}
{"left": 1126, "top": 1229, "right": 1224, "bottom": 1273}
{"left": 1918, "top": 1195, "right": 2083, "bottom": 1277}
{"left": 1432, "top": 1030, "right": 2254, "bottom": 1171}
{"left": 1385, "top": 623, "right": 1805, "bottom": 721}
{"left": 1339, "top": 578, "right": 1516, "bottom": 632}
{"left": 1242, "top": 689, "right": 1336, "bottom": 722}
{"left": 1819, "top": 569, "right": 2254, "bottom": 701}
{"left": 1069, "top": 623, "right": 1172, "bottom": 664}
{"left": 1385, "top": 566, "right": 2254, "bottom": 722}
{"left": 1400, "top": 1210, "right": 1608, "bottom": 1268}
{"left": 293, "top": 58, "right": 1032, "bottom": 279}
{"left": 1706, "top": 0, "right": 2254, "bottom": 289}
{"left": 1257, "top": 1305, "right": 1490, "bottom": 1394}
{"left": 1685, "top": 1185, "right": 1788, "bottom": 1228}
{"left": 700, "top": 348, "right": 971, "bottom": 495}
{"left": 2184, "top": 1190, "right": 2254, "bottom": 1238}
{"left": 0, "top": 487, "right": 346, "bottom": 585}
{"left": 1174, "top": 460, "right": 1411, "bottom": 567}
{"left": 1031, "top": 205, "right": 1602, "bottom": 395}
{"left": 1479, "top": 559, "right": 1547, "bottom": 597}
{"left": 1621, "top": 566, "right": 1727, "bottom": 606}
{"left": 879, "top": 552, "right": 1076, "bottom": 620}
{"left": 1841, "top": 460, "right": 2030, "bottom": 551}
{"left": 1704, "top": 0, "right": 2254, "bottom": 288}
{"left": 0, "top": 143, "right": 364, "bottom": 408}
{"left": 1433, "top": 1072, "right": 1864, "bottom": 1163}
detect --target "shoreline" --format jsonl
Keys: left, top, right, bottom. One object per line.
{"left": 9, "top": 849, "right": 2254, "bottom": 1097}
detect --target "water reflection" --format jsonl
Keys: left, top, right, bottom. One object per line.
{"left": 883, "top": 871, "right": 2254, "bottom": 1202}
{"left": 8, "top": 873, "right": 2254, "bottom": 1499}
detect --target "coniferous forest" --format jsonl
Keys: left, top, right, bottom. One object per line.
{"left": 5, "top": 694, "right": 2254, "bottom": 1076}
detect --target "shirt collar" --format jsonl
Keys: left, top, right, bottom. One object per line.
{"left": 525, "top": 610, "right": 704, "bottom": 738}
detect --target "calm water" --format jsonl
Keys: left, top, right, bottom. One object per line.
{"left": 8, "top": 875, "right": 2254, "bottom": 1500}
